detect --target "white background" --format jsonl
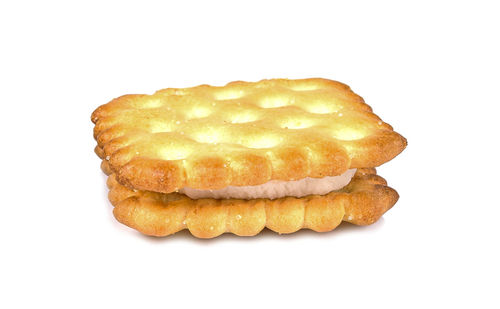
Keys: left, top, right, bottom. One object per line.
{"left": 1, "top": 1, "right": 499, "bottom": 308}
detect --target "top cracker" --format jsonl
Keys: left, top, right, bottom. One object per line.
{"left": 92, "top": 78, "right": 406, "bottom": 193}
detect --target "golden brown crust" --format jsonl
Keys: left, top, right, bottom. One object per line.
{"left": 93, "top": 78, "right": 406, "bottom": 193}
{"left": 106, "top": 168, "right": 399, "bottom": 238}
{"left": 100, "top": 159, "right": 113, "bottom": 175}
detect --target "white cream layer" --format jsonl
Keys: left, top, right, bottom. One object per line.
{"left": 179, "top": 168, "right": 357, "bottom": 200}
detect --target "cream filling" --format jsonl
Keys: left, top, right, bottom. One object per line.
{"left": 179, "top": 168, "right": 357, "bottom": 200}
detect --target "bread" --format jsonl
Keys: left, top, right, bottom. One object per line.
{"left": 91, "top": 78, "right": 406, "bottom": 238}
{"left": 106, "top": 168, "right": 398, "bottom": 238}
{"left": 92, "top": 78, "right": 406, "bottom": 194}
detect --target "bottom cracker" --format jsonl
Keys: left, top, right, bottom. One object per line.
{"left": 104, "top": 166, "right": 399, "bottom": 238}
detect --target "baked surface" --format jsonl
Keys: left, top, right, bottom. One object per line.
{"left": 92, "top": 78, "right": 407, "bottom": 193}
{"left": 106, "top": 168, "right": 398, "bottom": 238}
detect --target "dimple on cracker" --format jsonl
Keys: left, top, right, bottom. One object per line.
{"left": 92, "top": 78, "right": 406, "bottom": 194}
